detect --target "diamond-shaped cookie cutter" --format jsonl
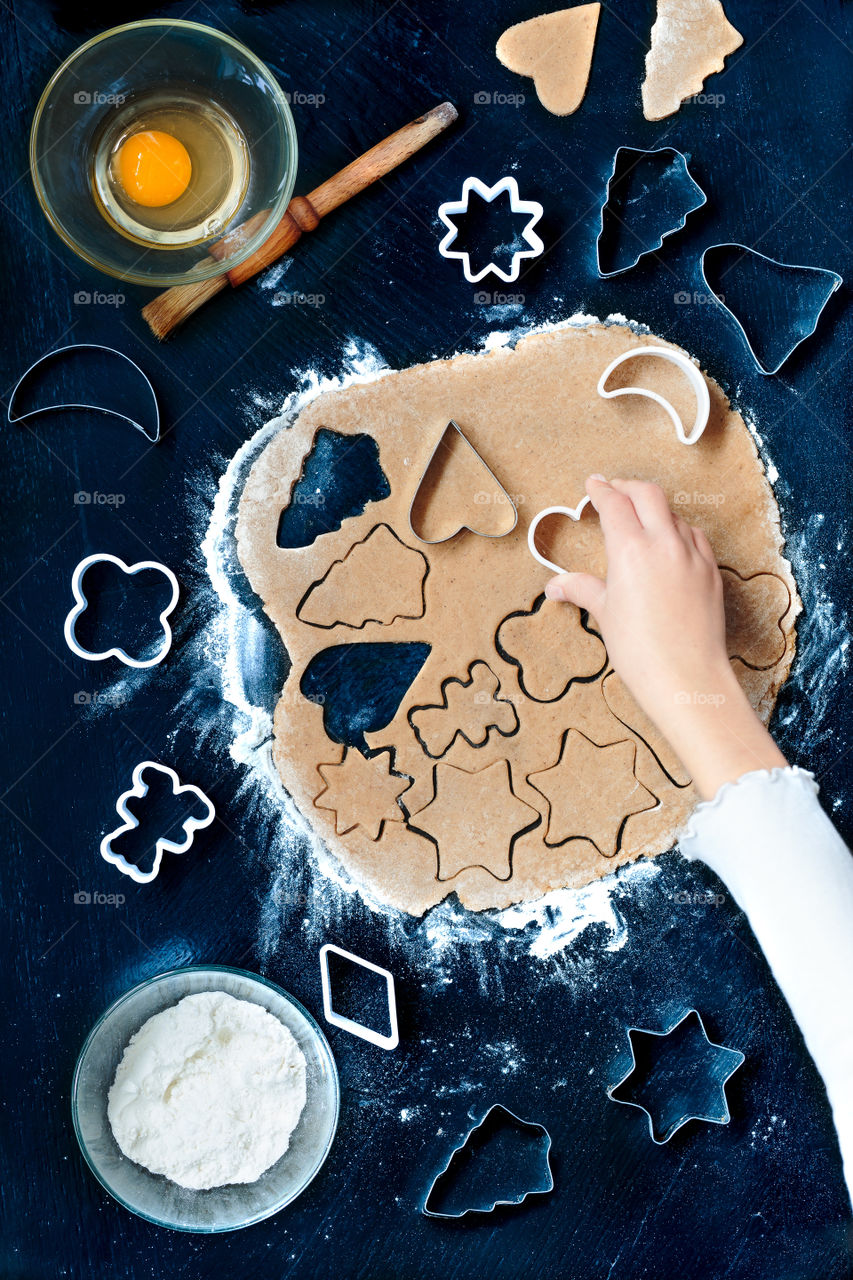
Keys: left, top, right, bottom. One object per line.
{"left": 319, "top": 943, "right": 399, "bottom": 1050}
{"left": 64, "top": 553, "right": 180, "bottom": 669}
{"left": 423, "top": 1103, "right": 554, "bottom": 1219}
{"left": 101, "top": 761, "right": 215, "bottom": 885}
{"left": 437, "top": 176, "right": 544, "bottom": 283}
{"left": 699, "top": 242, "right": 842, "bottom": 375}
{"left": 596, "top": 146, "right": 707, "bottom": 279}
{"left": 606, "top": 1008, "right": 745, "bottom": 1144}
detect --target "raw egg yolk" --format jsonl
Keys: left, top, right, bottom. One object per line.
{"left": 116, "top": 130, "right": 192, "bottom": 208}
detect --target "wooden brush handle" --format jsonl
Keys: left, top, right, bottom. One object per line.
{"left": 222, "top": 101, "right": 458, "bottom": 287}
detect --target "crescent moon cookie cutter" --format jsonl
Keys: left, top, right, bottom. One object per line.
{"left": 699, "top": 242, "right": 842, "bottom": 375}
{"left": 7, "top": 343, "right": 160, "bottom": 443}
{"left": 596, "top": 146, "right": 707, "bottom": 279}
{"left": 437, "top": 176, "right": 544, "bottom": 283}
{"left": 64, "top": 553, "right": 180, "bottom": 668}
{"left": 597, "top": 346, "right": 711, "bottom": 446}
{"left": 101, "top": 761, "right": 215, "bottom": 884}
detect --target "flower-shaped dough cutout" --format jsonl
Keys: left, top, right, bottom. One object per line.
{"left": 496, "top": 596, "right": 606, "bottom": 702}
{"left": 64, "top": 553, "right": 179, "bottom": 669}
{"left": 722, "top": 568, "right": 791, "bottom": 669}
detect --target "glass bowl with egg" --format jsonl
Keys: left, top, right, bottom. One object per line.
{"left": 71, "top": 965, "right": 339, "bottom": 1232}
{"left": 30, "top": 20, "right": 298, "bottom": 286}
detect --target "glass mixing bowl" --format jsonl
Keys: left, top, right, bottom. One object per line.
{"left": 71, "top": 965, "right": 339, "bottom": 1232}
{"left": 30, "top": 21, "right": 298, "bottom": 286}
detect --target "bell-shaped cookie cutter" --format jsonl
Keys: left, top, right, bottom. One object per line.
{"left": 101, "top": 761, "right": 215, "bottom": 884}
{"left": 7, "top": 343, "right": 160, "bottom": 443}
{"left": 319, "top": 943, "right": 399, "bottom": 1051}
{"left": 64, "top": 553, "right": 180, "bottom": 669}
{"left": 596, "top": 146, "right": 707, "bottom": 278}
{"left": 437, "top": 176, "right": 544, "bottom": 283}
{"left": 423, "top": 1103, "right": 554, "bottom": 1219}
{"left": 606, "top": 1008, "right": 745, "bottom": 1144}
{"left": 699, "top": 242, "right": 842, "bottom": 375}
{"left": 597, "top": 346, "right": 710, "bottom": 445}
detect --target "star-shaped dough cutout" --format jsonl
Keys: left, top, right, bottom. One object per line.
{"left": 528, "top": 730, "right": 657, "bottom": 856}
{"left": 408, "top": 759, "right": 540, "bottom": 882}
{"left": 314, "top": 748, "right": 412, "bottom": 841}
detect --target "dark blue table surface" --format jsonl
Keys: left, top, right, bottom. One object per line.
{"left": 2, "top": 2, "right": 852, "bottom": 1277}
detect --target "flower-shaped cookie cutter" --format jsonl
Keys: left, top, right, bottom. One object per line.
{"left": 437, "top": 176, "right": 544, "bottom": 283}
{"left": 319, "top": 943, "right": 399, "bottom": 1050}
{"left": 64, "top": 553, "right": 180, "bottom": 669}
{"left": 423, "top": 1104, "right": 554, "bottom": 1219}
{"left": 101, "top": 761, "right": 215, "bottom": 884}
{"left": 606, "top": 1008, "right": 745, "bottom": 1144}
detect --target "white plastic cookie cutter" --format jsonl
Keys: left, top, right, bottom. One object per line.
{"left": 527, "top": 496, "right": 591, "bottom": 577}
{"left": 597, "top": 346, "right": 710, "bottom": 446}
{"left": 437, "top": 176, "right": 544, "bottom": 283}
{"left": 319, "top": 943, "right": 399, "bottom": 1051}
{"left": 101, "top": 761, "right": 215, "bottom": 884}
{"left": 64, "top": 553, "right": 180, "bottom": 668}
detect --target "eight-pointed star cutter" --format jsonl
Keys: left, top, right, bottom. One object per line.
{"left": 437, "top": 176, "right": 544, "bottom": 283}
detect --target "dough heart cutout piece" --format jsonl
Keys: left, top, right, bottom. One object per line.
{"left": 408, "top": 419, "right": 518, "bottom": 544}
{"left": 496, "top": 3, "right": 601, "bottom": 116}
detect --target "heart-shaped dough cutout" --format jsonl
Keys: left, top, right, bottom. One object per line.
{"left": 408, "top": 420, "right": 517, "bottom": 544}
{"left": 496, "top": 3, "right": 601, "bottom": 116}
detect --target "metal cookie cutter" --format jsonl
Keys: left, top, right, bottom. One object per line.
{"left": 596, "top": 146, "right": 707, "bottom": 278}
{"left": 408, "top": 419, "right": 519, "bottom": 544}
{"left": 423, "top": 1104, "right": 554, "bottom": 1219}
{"left": 598, "top": 346, "right": 710, "bottom": 446}
{"left": 700, "top": 242, "right": 842, "bottom": 375}
{"left": 607, "top": 1008, "right": 745, "bottom": 1144}
{"left": 437, "top": 176, "right": 544, "bottom": 283}
{"left": 64, "top": 553, "right": 180, "bottom": 669}
{"left": 101, "top": 761, "right": 215, "bottom": 885}
{"left": 7, "top": 343, "right": 160, "bottom": 442}
{"left": 319, "top": 943, "right": 399, "bottom": 1050}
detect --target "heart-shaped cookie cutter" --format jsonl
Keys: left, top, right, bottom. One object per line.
{"left": 64, "top": 553, "right": 180, "bottom": 668}
{"left": 437, "top": 176, "right": 544, "bottom": 283}
{"left": 408, "top": 419, "right": 518, "bottom": 544}
{"left": 527, "top": 496, "right": 591, "bottom": 577}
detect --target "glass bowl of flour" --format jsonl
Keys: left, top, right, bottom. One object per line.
{"left": 72, "top": 965, "right": 340, "bottom": 1231}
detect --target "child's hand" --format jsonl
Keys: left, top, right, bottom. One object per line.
{"left": 544, "top": 476, "right": 787, "bottom": 799}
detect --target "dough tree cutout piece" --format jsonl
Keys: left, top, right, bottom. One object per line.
{"left": 409, "top": 660, "right": 518, "bottom": 758}
{"left": 408, "top": 420, "right": 517, "bottom": 544}
{"left": 642, "top": 0, "right": 743, "bottom": 121}
{"left": 315, "top": 748, "right": 412, "bottom": 841}
{"left": 496, "top": 595, "right": 607, "bottom": 702}
{"left": 277, "top": 428, "right": 391, "bottom": 549}
{"left": 409, "top": 758, "right": 540, "bottom": 881}
{"left": 528, "top": 729, "right": 658, "bottom": 856}
{"left": 602, "top": 672, "right": 691, "bottom": 788}
{"left": 495, "top": 3, "right": 601, "bottom": 116}
{"left": 297, "top": 524, "right": 429, "bottom": 630}
{"left": 722, "top": 568, "right": 791, "bottom": 670}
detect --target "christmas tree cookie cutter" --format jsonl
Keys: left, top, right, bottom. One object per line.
{"left": 101, "top": 761, "right": 215, "bottom": 885}
{"left": 64, "top": 553, "right": 180, "bottom": 668}
{"left": 437, "top": 176, "right": 544, "bottom": 283}
{"left": 423, "top": 1104, "right": 554, "bottom": 1218}
{"left": 596, "top": 146, "right": 707, "bottom": 278}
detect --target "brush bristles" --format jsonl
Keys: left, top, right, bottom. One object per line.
{"left": 142, "top": 274, "right": 229, "bottom": 340}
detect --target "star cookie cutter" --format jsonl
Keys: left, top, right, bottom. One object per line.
{"left": 606, "top": 1008, "right": 745, "bottom": 1144}
{"left": 699, "top": 242, "right": 842, "bottom": 375}
{"left": 64, "top": 553, "right": 180, "bottom": 668}
{"left": 596, "top": 146, "right": 707, "bottom": 279}
{"left": 319, "top": 943, "right": 399, "bottom": 1051}
{"left": 101, "top": 761, "right": 215, "bottom": 884}
{"left": 7, "top": 343, "right": 160, "bottom": 443}
{"left": 437, "top": 176, "right": 544, "bottom": 283}
{"left": 423, "top": 1104, "right": 554, "bottom": 1219}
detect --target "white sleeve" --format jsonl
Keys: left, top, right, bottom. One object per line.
{"left": 679, "top": 766, "right": 853, "bottom": 1203}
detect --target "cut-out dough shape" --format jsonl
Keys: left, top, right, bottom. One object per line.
{"left": 423, "top": 1105, "right": 554, "bottom": 1219}
{"left": 300, "top": 642, "right": 432, "bottom": 750}
{"left": 722, "top": 568, "right": 791, "bottom": 669}
{"left": 409, "top": 660, "right": 518, "bottom": 757}
{"left": 409, "top": 419, "right": 518, "bottom": 544}
{"left": 496, "top": 596, "right": 606, "bottom": 702}
{"left": 642, "top": 0, "right": 743, "bottom": 121}
{"left": 495, "top": 3, "right": 601, "bottom": 116}
{"left": 528, "top": 730, "right": 658, "bottom": 856}
{"left": 297, "top": 525, "right": 428, "bottom": 629}
{"left": 596, "top": 147, "right": 707, "bottom": 278}
{"left": 409, "top": 758, "right": 540, "bottom": 881}
{"left": 437, "top": 177, "right": 544, "bottom": 284}
{"left": 602, "top": 672, "right": 691, "bottom": 788}
{"left": 314, "top": 747, "right": 412, "bottom": 840}
{"left": 598, "top": 347, "right": 710, "bottom": 446}
{"left": 700, "top": 244, "right": 842, "bottom": 376}
{"left": 277, "top": 428, "right": 391, "bottom": 549}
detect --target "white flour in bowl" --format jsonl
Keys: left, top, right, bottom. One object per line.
{"left": 107, "top": 991, "right": 307, "bottom": 1190}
